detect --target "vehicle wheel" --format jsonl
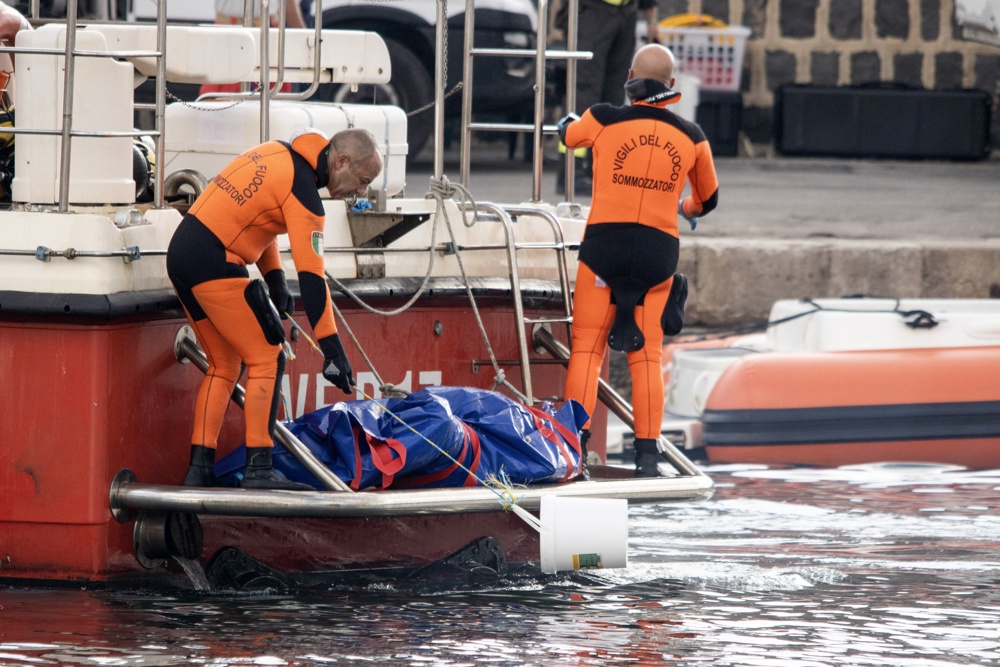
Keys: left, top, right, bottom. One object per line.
{"left": 312, "top": 38, "right": 434, "bottom": 159}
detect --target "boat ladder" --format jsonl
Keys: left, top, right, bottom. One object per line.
{"left": 456, "top": 0, "right": 591, "bottom": 203}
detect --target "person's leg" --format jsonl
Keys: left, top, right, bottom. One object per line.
{"left": 602, "top": 5, "right": 637, "bottom": 106}
{"left": 627, "top": 274, "right": 673, "bottom": 477}
{"left": 192, "top": 277, "right": 311, "bottom": 490}
{"left": 564, "top": 262, "right": 615, "bottom": 430}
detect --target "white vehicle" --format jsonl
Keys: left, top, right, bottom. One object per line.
{"left": 314, "top": 0, "right": 537, "bottom": 158}
{"left": 126, "top": 0, "right": 539, "bottom": 157}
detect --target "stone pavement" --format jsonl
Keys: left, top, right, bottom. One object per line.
{"left": 411, "top": 148, "right": 1000, "bottom": 325}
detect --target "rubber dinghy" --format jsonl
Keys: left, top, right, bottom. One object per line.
{"left": 661, "top": 297, "right": 1000, "bottom": 468}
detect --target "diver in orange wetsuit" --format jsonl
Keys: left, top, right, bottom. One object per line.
{"left": 560, "top": 44, "right": 718, "bottom": 478}
{"left": 167, "top": 128, "right": 383, "bottom": 489}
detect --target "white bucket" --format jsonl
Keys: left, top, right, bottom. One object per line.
{"left": 524, "top": 496, "right": 629, "bottom": 574}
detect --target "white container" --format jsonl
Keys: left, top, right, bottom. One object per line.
{"left": 657, "top": 25, "right": 751, "bottom": 92}
{"left": 665, "top": 346, "right": 755, "bottom": 418}
{"left": 163, "top": 100, "right": 408, "bottom": 196}
{"left": 672, "top": 72, "right": 701, "bottom": 122}
{"left": 13, "top": 25, "right": 136, "bottom": 205}
{"left": 539, "top": 496, "right": 628, "bottom": 574}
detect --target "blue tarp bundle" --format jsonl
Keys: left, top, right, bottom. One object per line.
{"left": 217, "top": 386, "right": 589, "bottom": 490}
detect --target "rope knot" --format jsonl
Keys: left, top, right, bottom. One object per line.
{"left": 428, "top": 174, "right": 457, "bottom": 200}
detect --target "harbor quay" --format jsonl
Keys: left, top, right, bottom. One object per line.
{"left": 417, "top": 149, "right": 1000, "bottom": 327}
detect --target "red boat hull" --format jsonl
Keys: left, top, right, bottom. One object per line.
{"left": 0, "top": 296, "right": 599, "bottom": 583}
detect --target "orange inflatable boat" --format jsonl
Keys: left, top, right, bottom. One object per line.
{"left": 700, "top": 346, "right": 1000, "bottom": 468}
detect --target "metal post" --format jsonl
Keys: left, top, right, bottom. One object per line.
{"left": 433, "top": 0, "right": 448, "bottom": 180}
{"left": 57, "top": 0, "right": 79, "bottom": 212}
{"left": 563, "top": 0, "right": 580, "bottom": 202}
{"left": 259, "top": 0, "right": 271, "bottom": 142}
{"left": 459, "top": 0, "right": 475, "bottom": 188}
{"left": 153, "top": 0, "right": 167, "bottom": 208}
{"left": 529, "top": 0, "right": 548, "bottom": 203}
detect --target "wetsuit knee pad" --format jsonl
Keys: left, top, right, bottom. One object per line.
{"left": 661, "top": 273, "right": 688, "bottom": 337}
{"left": 245, "top": 279, "right": 285, "bottom": 346}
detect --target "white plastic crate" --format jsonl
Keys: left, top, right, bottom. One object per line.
{"left": 657, "top": 25, "right": 751, "bottom": 92}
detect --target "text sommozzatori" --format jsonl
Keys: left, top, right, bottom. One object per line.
{"left": 611, "top": 132, "right": 682, "bottom": 193}
{"left": 212, "top": 151, "right": 269, "bottom": 207}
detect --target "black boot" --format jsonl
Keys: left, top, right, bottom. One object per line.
{"left": 242, "top": 447, "right": 314, "bottom": 491}
{"left": 576, "top": 429, "right": 591, "bottom": 481}
{"left": 182, "top": 445, "right": 217, "bottom": 487}
{"left": 633, "top": 438, "right": 665, "bottom": 478}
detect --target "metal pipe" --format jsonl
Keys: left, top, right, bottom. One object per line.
{"left": 110, "top": 469, "right": 714, "bottom": 519}
{"left": 563, "top": 0, "right": 580, "bottom": 202}
{"left": 153, "top": 0, "right": 167, "bottom": 208}
{"left": 530, "top": 0, "right": 548, "bottom": 203}
{"left": 176, "top": 335, "right": 353, "bottom": 493}
{"left": 531, "top": 326, "right": 705, "bottom": 477}
{"left": 259, "top": 0, "right": 271, "bottom": 142}
{"left": 459, "top": 0, "right": 475, "bottom": 188}
{"left": 433, "top": 0, "right": 447, "bottom": 180}
{"left": 163, "top": 169, "right": 210, "bottom": 199}
{"left": 503, "top": 206, "right": 573, "bottom": 336}
{"left": 57, "top": 0, "right": 79, "bottom": 212}
{"left": 271, "top": 9, "right": 325, "bottom": 101}
{"left": 475, "top": 202, "right": 533, "bottom": 404}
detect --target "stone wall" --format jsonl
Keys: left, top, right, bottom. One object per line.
{"left": 657, "top": 0, "right": 1000, "bottom": 147}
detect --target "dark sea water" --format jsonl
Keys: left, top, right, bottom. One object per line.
{"left": 2, "top": 462, "right": 999, "bottom": 666}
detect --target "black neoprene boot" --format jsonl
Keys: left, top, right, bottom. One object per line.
{"left": 577, "top": 429, "right": 592, "bottom": 481}
{"left": 182, "top": 445, "right": 217, "bottom": 487}
{"left": 242, "top": 447, "right": 314, "bottom": 491}
{"left": 633, "top": 438, "right": 665, "bottom": 478}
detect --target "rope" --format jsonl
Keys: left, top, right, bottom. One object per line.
{"left": 283, "top": 316, "right": 521, "bottom": 510}
{"left": 322, "top": 174, "right": 520, "bottom": 400}
{"left": 675, "top": 297, "right": 940, "bottom": 342}
{"left": 427, "top": 176, "right": 525, "bottom": 401}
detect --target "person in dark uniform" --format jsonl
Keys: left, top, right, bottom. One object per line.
{"left": 560, "top": 44, "right": 718, "bottom": 477}
{"left": 167, "top": 128, "right": 382, "bottom": 490}
{"left": 553, "top": 0, "right": 659, "bottom": 195}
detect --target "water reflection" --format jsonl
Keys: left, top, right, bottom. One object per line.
{"left": 1, "top": 464, "right": 999, "bottom": 666}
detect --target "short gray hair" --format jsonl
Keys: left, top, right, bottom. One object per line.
{"left": 330, "top": 128, "right": 379, "bottom": 165}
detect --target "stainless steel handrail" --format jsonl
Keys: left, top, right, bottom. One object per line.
{"left": 532, "top": 327, "right": 705, "bottom": 478}
{"left": 56, "top": 0, "right": 78, "bottom": 211}
{"left": 197, "top": 0, "right": 327, "bottom": 109}
{"left": 110, "top": 469, "right": 714, "bottom": 519}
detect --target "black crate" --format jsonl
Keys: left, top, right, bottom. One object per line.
{"left": 775, "top": 84, "right": 992, "bottom": 160}
{"left": 696, "top": 91, "right": 743, "bottom": 157}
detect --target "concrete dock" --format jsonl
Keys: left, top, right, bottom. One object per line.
{"left": 413, "top": 148, "right": 1000, "bottom": 326}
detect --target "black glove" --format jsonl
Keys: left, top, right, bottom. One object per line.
{"left": 319, "top": 333, "right": 354, "bottom": 394}
{"left": 556, "top": 113, "right": 579, "bottom": 144}
{"left": 263, "top": 269, "right": 294, "bottom": 319}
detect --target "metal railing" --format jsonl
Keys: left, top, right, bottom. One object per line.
{"left": 0, "top": 0, "right": 168, "bottom": 210}
{"left": 458, "top": 0, "right": 589, "bottom": 202}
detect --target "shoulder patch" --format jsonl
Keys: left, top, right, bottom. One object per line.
{"left": 311, "top": 231, "right": 324, "bottom": 255}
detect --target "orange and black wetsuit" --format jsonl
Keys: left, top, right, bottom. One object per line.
{"left": 562, "top": 86, "right": 718, "bottom": 439}
{"left": 167, "top": 131, "right": 338, "bottom": 451}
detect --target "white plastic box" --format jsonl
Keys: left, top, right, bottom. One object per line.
{"left": 162, "top": 100, "right": 408, "bottom": 196}
{"left": 657, "top": 25, "right": 751, "bottom": 92}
